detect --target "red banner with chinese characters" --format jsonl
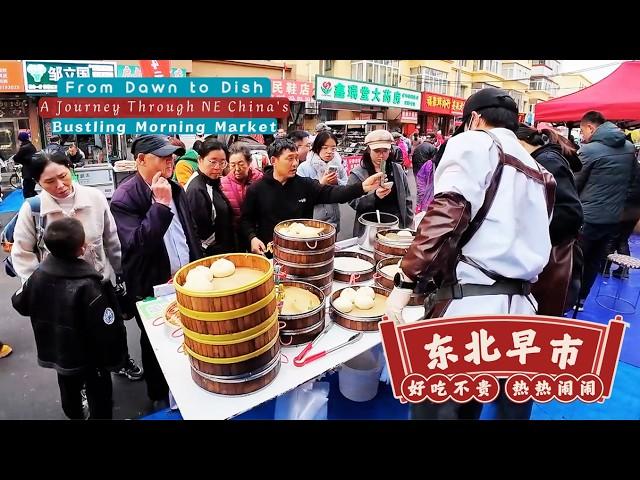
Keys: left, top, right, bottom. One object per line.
{"left": 139, "top": 60, "right": 171, "bottom": 78}
{"left": 379, "top": 314, "right": 627, "bottom": 404}
{"left": 343, "top": 155, "right": 363, "bottom": 176}
{"left": 271, "top": 79, "right": 314, "bottom": 103}
{"left": 421, "top": 91, "right": 465, "bottom": 116}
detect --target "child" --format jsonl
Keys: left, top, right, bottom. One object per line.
{"left": 12, "top": 217, "right": 127, "bottom": 420}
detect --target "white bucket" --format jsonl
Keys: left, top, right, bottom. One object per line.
{"left": 339, "top": 349, "right": 383, "bottom": 402}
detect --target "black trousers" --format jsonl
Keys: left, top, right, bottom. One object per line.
{"left": 135, "top": 311, "right": 169, "bottom": 401}
{"left": 410, "top": 380, "right": 533, "bottom": 420}
{"left": 578, "top": 222, "right": 619, "bottom": 303}
{"left": 57, "top": 368, "right": 113, "bottom": 420}
{"left": 22, "top": 178, "right": 37, "bottom": 199}
{"left": 605, "top": 218, "right": 640, "bottom": 271}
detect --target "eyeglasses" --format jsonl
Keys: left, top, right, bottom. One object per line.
{"left": 205, "top": 159, "right": 227, "bottom": 167}
{"left": 321, "top": 146, "right": 337, "bottom": 152}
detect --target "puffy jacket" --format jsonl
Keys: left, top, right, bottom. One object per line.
{"left": 220, "top": 167, "right": 263, "bottom": 228}
{"left": 575, "top": 122, "right": 636, "bottom": 224}
{"left": 13, "top": 140, "right": 37, "bottom": 179}
{"left": 11, "top": 255, "right": 127, "bottom": 375}
{"left": 531, "top": 143, "right": 583, "bottom": 245}
{"left": 173, "top": 149, "right": 199, "bottom": 187}
{"left": 412, "top": 142, "right": 437, "bottom": 175}
{"left": 296, "top": 152, "right": 347, "bottom": 232}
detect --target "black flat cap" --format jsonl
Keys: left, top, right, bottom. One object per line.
{"left": 131, "top": 135, "right": 186, "bottom": 157}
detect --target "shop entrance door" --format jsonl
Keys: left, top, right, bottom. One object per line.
{"left": 0, "top": 118, "right": 30, "bottom": 160}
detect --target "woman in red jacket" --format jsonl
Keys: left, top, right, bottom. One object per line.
{"left": 220, "top": 143, "right": 264, "bottom": 250}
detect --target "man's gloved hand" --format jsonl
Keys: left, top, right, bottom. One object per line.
{"left": 114, "top": 274, "right": 127, "bottom": 298}
{"left": 385, "top": 287, "right": 412, "bottom": 324}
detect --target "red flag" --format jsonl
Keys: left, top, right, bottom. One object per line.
{"left": 138, "top": 60, "right": 171, "bottom": 78}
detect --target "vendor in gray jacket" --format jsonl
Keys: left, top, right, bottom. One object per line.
{"left": 296, "top": 131, "right": 348, "bottom": 232}
{"left": 575, "top": 111, "right": 636, "bottom": 308}
{"left": 348, "top": 130, "right": 414, "bottom": 238}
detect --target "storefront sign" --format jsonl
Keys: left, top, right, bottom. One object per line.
{"left": 315, "top": 75, "right": 420, "bottom": 110}
{"left": 139, "top": 60, "right": 171, "bottom": 78}
{"left": 0, "top": 61, "right": 25, "bottom": 93}
{"left": 421, "top": 92, "right": 466, "bottom": 116}
{"left": 23, "top": 60, "right": 117, "bottom": 93}
{"left": 117, "top": 65, "right": 187, "bottom": 78}
{"left": 400, "top": 110, "right": 418, "bottom": 123}
{"left": 0, "top": 98, "right": 29, "bottom": 117}
{"left": 271, "top": 79, "right": 313, "bottom": 102}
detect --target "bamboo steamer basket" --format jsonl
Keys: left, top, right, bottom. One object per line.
{"left": 286, "top": 270, "right": 333, "bottom": 298}
{"left": 329, "top": 285, "right": 391, "bottom": 331}
{"left": 174, "top": 253, "right": 281, "bottom": 392}
{"left": 190, "top": 352, "right": 281, "bottom": 396}
{"left": 273, "top": 218, "right": 336, "bottom": 252}
{"left": 276, "top": 281, "right": 326, "bottom": 346}
{"left": 333, "top": 251, "right": 376, "bottom": 284}
{"left": 375, "top": 256, "right": 426, "bottom": 307}
{"left": 373, "top": 228, "right": 416, "bottom": 263}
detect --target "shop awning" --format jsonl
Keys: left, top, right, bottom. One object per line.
{"left": 535, "top": 61, "right": 640, "bottom": 123}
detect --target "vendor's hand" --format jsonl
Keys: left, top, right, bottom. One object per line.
{"left": 114, "top": 274, "right": 127, "bottom": 298}
{"left": 320, "top": 171, "right": 338, "bottom": 185}
{"left": 251, "top": 237, "right": 267, "bottom": 255}
{"left": 151, "top": 171, "right": 172, "bottom": 206}
{"left": 385, "top": 287, "right": 412, "bottom": 324}
{"left": 361, "top": 172, "right": 384, "bottom": 193}
{"left": 375, "top": 186, "right": 392, "bottom": 199}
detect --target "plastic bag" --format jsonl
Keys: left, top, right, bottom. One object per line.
{"left": 274, "top": 381, "right": 330, "bottom": 420}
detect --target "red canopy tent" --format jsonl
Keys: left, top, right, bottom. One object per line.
{"left": 534, "top": 61, "right": 640, "bottom": 124}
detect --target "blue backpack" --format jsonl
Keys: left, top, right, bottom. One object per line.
{"left": 1, "top": 196, "right": 45, "bottom": 278}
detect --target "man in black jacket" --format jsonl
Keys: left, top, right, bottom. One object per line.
{"left": 575, "top": 111, "right": 636, "bottom": 307}
{"left": 12, "top": 217, "right": 127, "bottom": 419}
{"left": 13, "top": 132, "right": 37, "bottom": 198}
{"left": 240, "top": 138, "right": 383, "bottom": 254}
{"left": 411, "top": 137, "right": 437, "bottom": 177}
{"left": 111, "top": 135, "right": 201, "bottom": 406}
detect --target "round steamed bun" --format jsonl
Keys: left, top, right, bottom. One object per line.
{"left": 210, "top": 258, "right": 236, "bottom": 278}
{"left": 340, "top": 287, "right": 358, "bottom": 304}
{"left": 333, "top": 297, "right": 353, "bottom": 313}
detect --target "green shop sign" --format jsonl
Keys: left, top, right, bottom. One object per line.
{"left": 23, "top": 60, "right": 117, "bottom": 94}
{"left": 315, "top": 75, "right": 420, "bottom": 110}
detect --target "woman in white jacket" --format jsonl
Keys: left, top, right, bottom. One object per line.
{"left": 296, "top": 131, "right": 347, "bottom": 232}
{"left": 10, "top": 151, "right": 142, "bottom": 380}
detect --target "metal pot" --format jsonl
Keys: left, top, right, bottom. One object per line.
{"left": 357, "top": 212, "right": 399, "bottom": 252}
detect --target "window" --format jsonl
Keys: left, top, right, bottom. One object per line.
{"left": 409, "top": 66, "right": 449, "bottom": 94}
{"left": 502, "top": 63, "right": 531, "bottom": 81}
{"left": 530, "top": 77, "right": 559, "bottom": 96}
{"left": 324, "top": 60, "right": 333, "bottom": 72}
{"left": 456, "top": 60, "right": 468, "bottom": 68}
{"left": 350, "top": 60, "right": 400, "bottom": 86}
{"left": 473, "top": 60, "right": 501, "bottom": 74}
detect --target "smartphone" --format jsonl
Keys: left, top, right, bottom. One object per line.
{"left": 328, "top": 166, "right": 338, "bottom": 174}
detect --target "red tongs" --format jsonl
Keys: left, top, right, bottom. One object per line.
{"left": 293, "top": 323, "right": 363, "bottom": 367}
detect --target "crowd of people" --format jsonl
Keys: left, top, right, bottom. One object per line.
{"left": 1, "top": 86, "right": 639, "bottom": 421}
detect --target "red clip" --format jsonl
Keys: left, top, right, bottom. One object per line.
{"left": 349, "top": 273, "right": 361, "bottom": 285}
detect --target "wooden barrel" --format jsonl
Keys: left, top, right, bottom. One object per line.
{"left": 375, "top": 256, "right": 426, "bottom": 307}
{"left": 373, "top": 228, "right": 416, "bottom": 263}
{"left": 174, "top": 253, "right": 281, "bottom": 395}
{"left": 286, "top": 270, "right": 333, "bottom": 298}
{"left": 273, "top": 219, "right": 336, "bottom": 293}
{"left": 329, "top": 285, "right": 391, "bottom": 331}
{"left": 277, "top": 281, "right": 326, "bottom": 346}
{"left": 333, "top": 251, "right": 376, "bottom": 284}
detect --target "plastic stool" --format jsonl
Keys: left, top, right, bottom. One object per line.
{"left": 595, "top": 253, "right": 640, "bottom": 314}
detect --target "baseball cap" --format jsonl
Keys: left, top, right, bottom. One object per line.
{"left": 365, "top": 130, "right": 394, "bottom": 150}
{"left": 462, "top": 87, "right": 518, "bottom": 120}
{"left": 18, "top": 132, "right": 30, "bottom": 142}
{"left": 131, "top": 135, "right": 186, "bottom": 157}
